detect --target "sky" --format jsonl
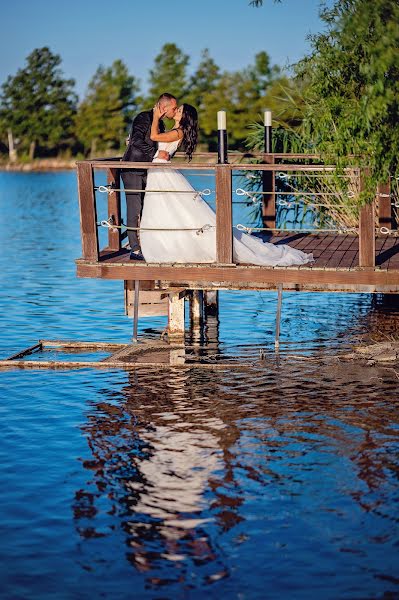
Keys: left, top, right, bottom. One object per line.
{"left": 0, "top": 0, "right": 325, "bottom": 100}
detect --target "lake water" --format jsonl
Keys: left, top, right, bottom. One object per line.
{"left": 0, "top": 171, "right": 398, "bottom": 599}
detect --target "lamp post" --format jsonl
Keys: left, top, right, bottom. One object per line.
{"left": 264, "top": 109, "right": 272, "bottom": 153}
{"left": 217, "top": 110, "right": 228, "bottom": 164}
{"left": 262, "top": 109, "right": 275, "bottom": 230}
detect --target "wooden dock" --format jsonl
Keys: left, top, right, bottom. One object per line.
{"left": 76, "top": 154, "right": 399, "bottom": 294}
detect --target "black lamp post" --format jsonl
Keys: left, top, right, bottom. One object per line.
{"left": 264, "top": 109, "right": 272, "bottom": 153}
{"left": 217, "top": 110, "right": 228, "bottom": 164}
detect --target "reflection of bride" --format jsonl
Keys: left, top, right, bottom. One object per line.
{"left": 140, "top": 103, "right": 313, "bottom": 266}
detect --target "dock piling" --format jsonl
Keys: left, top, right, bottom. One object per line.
{"left": 275, "top": 284, "right": 283, "bottom": 351}
{"left": 132, "top": 280, "right": 140, "bottom": 342}
{"left": 168, "top": 291, "right": 186, "bottom": 340}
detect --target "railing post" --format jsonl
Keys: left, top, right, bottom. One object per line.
{"left": 215, "top": 165, "right": 233, "bottom": 264}
{"left": 107, "top": 168, "right": 122, "bottom": 250}
{"left": 77, "top": 162, "right": 99, "bottom": 261}
{"left": 262, "top": 157, "right": 276, "bottom": 230}
{"left": 378, "top": 180, "right": 394, "bottom": 229}
{"left": 359, "top": 170, "right": 375, "bottom": 267}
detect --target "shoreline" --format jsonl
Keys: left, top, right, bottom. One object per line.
{"left": 0, "top": 154, "right": 217, "bottom": 172}
{"left": 0, "top": 159, "right": 77, "bottom": 172}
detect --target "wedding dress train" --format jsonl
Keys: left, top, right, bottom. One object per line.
{"left": 140, "top": 141, "right": 313, "bottom": 266}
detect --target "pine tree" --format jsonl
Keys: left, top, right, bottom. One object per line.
{"left": 75, "top": 60, "right": 140, "bottom": 156}
{"left": 0, "top": 47, "right": 77, "bottom": 159}
{"left": 147, "top": 43, "right": 189, "bottom": 104}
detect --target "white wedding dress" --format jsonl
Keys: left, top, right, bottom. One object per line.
{"left": 140, "top": 140, "right": 313, "bottom": 266}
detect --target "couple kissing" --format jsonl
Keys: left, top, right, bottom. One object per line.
{"left": 121, "top": 93, "right": 313, "bottom": 267}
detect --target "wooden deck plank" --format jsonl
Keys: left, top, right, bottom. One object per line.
{"left": 95, "top": 233, "right": 399, "bottom": 273}
{"left": 376, "top": 236, "right": 399, "bottom": 268}
{"left": 315, "top": 235, "right": 349, "bottom": 267}
{"left": 309, "top": 236, "right": 339, "bottom": 262}
{"left": 346, "top": 249, "right": 360, "bottom": 269}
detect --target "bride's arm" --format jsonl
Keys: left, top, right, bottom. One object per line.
{"left": 150, "top": 105, "right": 183, "bottom": 142}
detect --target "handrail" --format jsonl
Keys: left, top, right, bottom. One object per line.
{"left": 76, "top": 156, "right": 386, "bottom": 270}
{"left": 76, "top": 159, "right": 358, "bottom": 172}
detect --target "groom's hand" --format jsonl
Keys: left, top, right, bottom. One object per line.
{"left": 158, "top": 150, "right": 170, "bottom": 160}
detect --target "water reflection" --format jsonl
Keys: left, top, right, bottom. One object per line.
{"left": 74, "top": 362, "right": 399, "bottom": 594}
{"left": 2, "top": 172, "right": 399, "bottom": 597}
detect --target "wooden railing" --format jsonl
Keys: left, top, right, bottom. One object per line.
{"left": 76, "top": 154, "right": 394, "bottom": 269}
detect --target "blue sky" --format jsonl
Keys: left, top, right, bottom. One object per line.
{"left": 0, "top": 0, "right": 325, "bottom": 100}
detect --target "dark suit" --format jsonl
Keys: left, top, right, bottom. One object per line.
{"left": 121, "top": 110, "right": 164, "bottom": 251}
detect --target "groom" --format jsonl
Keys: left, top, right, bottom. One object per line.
{"left": 122, "top": 92, "right": 178, "bottom": 260}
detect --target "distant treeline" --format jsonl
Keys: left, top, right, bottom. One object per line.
{"left": 0, "top": 44, "right": 292, "bottom": 160}
{"left": 2, "top": 0, "right": 398, "bottom": 194}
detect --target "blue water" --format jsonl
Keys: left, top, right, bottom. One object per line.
{"left": 0, "top": 171, "right": 398, "bottom": 599}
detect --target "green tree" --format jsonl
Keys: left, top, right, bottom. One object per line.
{"left": 296, "top": 0, "right": 399, "bottom": 188}
{"left": 147, "top": 43, "right": 189, "bottom": 104}
{"left": 0, "top": 47, "right": 77, "bottom": 159}
{"left": 201, "top": 52, "right": 281, "bottom": 148}
{"left": 250, "top": 0, "right": 399, "bottom": 192}
{"left": 75, "top": 60, "right": 140, "bottom": 156}
{"left": 187, "top": 49, "right": 220, "bottom": 108}
{"left": 186, "top": 49, "right": 221, "bottom": 146}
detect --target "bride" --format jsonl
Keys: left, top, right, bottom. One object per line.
{"left": 139, "top": 104, "right": 313, "bottom": 267}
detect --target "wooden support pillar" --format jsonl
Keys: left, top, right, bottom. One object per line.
{"left": 203, "top": 290, "right": 220, "bottom": 351}
{"left": 275, "top": 284, "right": 283, "bottom": 351}
{"left": 132, "top": 280, "right": 139, "bottom": 342}
{"left": 77, "top": 162, "right": 99, "bottom": 261}
{"left": 190, "top": 290, "right": 203, "bottom": 326}
{"left": 262, "top": 154, "right": 276, "bottom": 230}
{"left": 378, "top": 181, "right": 394, "bottom": 229}
{"left": 168, "top": 292, "right": 185, "bottom": 340}
{"left": 359, "top": 171, "right": 375, "bottom": 267}
{"left": 215, "top": 165, "right": 233, "bottom": 264}
{"left": 204, "top": 290, "right": 219, "bottom": 317}
{"left": 124, "top": 280, "right": 156, "bottom": 316}
{"left": 107, "top": 168, "right": 122, "bottom": 250}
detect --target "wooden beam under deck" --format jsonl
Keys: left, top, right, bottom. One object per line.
{"left": 76, "top": 232, "right": 399, "bottom": 292}
{"left": 75, "top": 260, "right": 399, "bottom": 291}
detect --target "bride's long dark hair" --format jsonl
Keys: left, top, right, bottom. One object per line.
{"left": 179, "top": 104, "right": 198, "bottom": 161}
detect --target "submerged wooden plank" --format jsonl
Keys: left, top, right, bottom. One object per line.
{"left": 40, "top": 340, "right": 126, "bottom": 350}
{"left": 5, "top": 342, "right": 42, "bottom": 360}
{"left": 0, "top": 360, "right": 251, "bottom": 371}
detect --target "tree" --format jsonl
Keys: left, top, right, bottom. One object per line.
{"left": 147, "top": 43, "right": 189, "bottom": 104}
{"left": 296, "top": 0, "right": 399, "bottom": 187}
{"left": 186, "top": 49, "right": 221, "bottom": 146}
{"left": 75, "top": 60, "right": 140, "bottom": 156}
{"left": 187, "top": 49, "right": 220, "bottom": 109}
{"left": 0, "top": 47, "right": 77, "bottom": 159}
{"left": 251, "top": 0, "right": 399, "bottom": 191}
{"left": 200, "top": 52, "right": 281, "bottom": 148}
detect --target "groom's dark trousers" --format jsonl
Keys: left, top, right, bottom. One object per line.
{"left": 122, "top": 110, "right": 164, "bottom": 251}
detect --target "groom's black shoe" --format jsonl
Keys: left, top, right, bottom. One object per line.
{"left": 129, "top": 249, "right": 145, "bottom": 261}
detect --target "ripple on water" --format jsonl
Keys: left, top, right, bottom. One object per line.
{"left": 1, "top": 172, "right": 399, "bottom": 598}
